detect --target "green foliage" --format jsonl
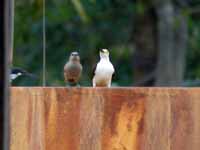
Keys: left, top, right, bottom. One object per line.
{"left": 13, "top": 0, "right": 135, "bottom": 86}
{"left": 187, "top": 16, "right": 200, "bottom": 79}
{"left": 13, "top": 0, "right": 200, "bottom": 86}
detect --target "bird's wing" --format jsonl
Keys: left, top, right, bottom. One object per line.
{"left": 64, "top": 62, "right": 72, "bottom": 75}
{"left": 11, "top": 67, "right": 25, "bottom": 74}
{"left": 80, "top": 63, "right": 83, "bottom": 72}
{"left": 91, "top": 62, "right": 98, "bottom": 79}
{"left": 63, "top": 62, "right": 69, "bottom": 81}
{"left": 110, "top": 63, "right": 116, "bottom": 80}
{"left": 63, "top": 62, "right": 68, "bottom": 71}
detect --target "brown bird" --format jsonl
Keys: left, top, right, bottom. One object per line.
{"left": 64, "top": 52, "right": 82, "bottom": 87}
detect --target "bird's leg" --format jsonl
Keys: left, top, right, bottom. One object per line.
{"left": 92, "top": 78, "right": 96, "bottom": 87}
{"left": 108, "top": 79, "right": 112, "bottom": 88}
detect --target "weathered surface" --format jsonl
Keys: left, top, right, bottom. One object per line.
{"left": 10, "top": 87, "right": 200, "bottom": 150}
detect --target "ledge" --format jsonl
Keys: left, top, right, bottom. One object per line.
{"left": 10, "top": 87, "right": 200, "bottom": 150}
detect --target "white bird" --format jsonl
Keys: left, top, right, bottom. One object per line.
{"left": 93, "top": 49, "right": 115, "bottom": 87}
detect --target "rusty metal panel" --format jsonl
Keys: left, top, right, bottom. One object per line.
{"left": 10, "top": 87, "right": 200, "bottom": 150}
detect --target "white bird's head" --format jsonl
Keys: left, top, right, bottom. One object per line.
{"left": 100, "top": 49, "right": 110, "bottom": 60}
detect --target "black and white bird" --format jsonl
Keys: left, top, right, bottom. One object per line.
{"left": 64, "top": 52, "right": 82, "bottom": 87}
{"left": 93, "top": 49, "right": 115, "bottom": 87}
{"left": 10, "top": 67, "right": 37, "bottom": 82}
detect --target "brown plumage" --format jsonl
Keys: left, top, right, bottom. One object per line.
{"left": 64, "top": 52, "right": 82, "bottom": 86}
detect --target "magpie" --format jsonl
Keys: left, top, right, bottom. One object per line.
{"left": 10, "top": 67, "right": 37, "bottom": 82}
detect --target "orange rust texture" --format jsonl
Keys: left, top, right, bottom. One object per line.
{"left": 139, "top": 89, "right": 171, "bottom": 150}
{"left": 10, "top": 88, "right": 81, "bottom": 150}
{"left": 10, "top": 87, "right": 200, "bottom": 150}
{"left": 102, "top": 90, "right": 145, "bottom": 150}
{"left": 44, "top": 88, "right": 80, "bottom": 150}
{"left": 170, "top": 89, "right": 200, "bottom": 150}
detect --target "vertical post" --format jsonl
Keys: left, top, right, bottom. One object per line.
{"left": 42, "top": 0, "right": 46, "bottom": 86}
{"left": 0, "top": 0, "right": 5, "bottom": 148}
{"left": 3, "top": 0, "right": 13, "bottom": 150}
{"left": 6, "top": 0, "right": 14, "bottom": 65}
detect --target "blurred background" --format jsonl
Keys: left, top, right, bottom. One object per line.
{"left": 13, "top": 0, "right": 200, "bottom": 87}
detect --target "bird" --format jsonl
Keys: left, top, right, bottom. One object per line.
{"left": 93, "top": 49, "right": 115, "bottom": 87}
{"left": 10, "top": 67, "right": 37, "bottom": 82}
{"left": 64, "top": 52, "right": 82, "bottom": 87}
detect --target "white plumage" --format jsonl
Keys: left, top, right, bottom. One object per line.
{"left": 93, "top": 49, "right": 115, "bottom": 87}
{"left": 10, "top": 72, "right": 22, "bottom": 82}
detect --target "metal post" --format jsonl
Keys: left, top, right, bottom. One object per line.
{"left": 0, "top": 0, "right": 5, "bottom": 148}
{"left": 3, "top": 0, "right": 13, "bottom": 149}
{"left": 6, "top": 0, "right": 14, "bottom": 65}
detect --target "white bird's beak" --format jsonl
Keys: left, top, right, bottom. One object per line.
{"left": 100, "top": 49, "right": 110, "bottom": 60}
{"left": 101, "top": 49, "right": 109, "bottom": 54}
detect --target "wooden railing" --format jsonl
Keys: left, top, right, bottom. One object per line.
{"left": 10, "top": 87, "right": 200, "bottom": 150}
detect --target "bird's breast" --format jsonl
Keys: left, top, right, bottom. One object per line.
{"left": 95, "top": 61, "right": 114, "bottom": 75}
{"left": 64, "top": 63, "right": 82, "bottom": 80}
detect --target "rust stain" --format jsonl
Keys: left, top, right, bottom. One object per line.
{"left": 10, "top": 88, "right": 30, "bottom": 150}
{"left": 10, "top": 88, "right": 200, "bottom": 150}
{"left": 103, "top": 100, "right": 145, "bottom": 150}
{"left": 46, "top": 89, "right": 58, "bottom": 147}
{"left": 171, "top": 90, "right": 195, "bottom": 150}
{"left": 79, "top": 90, "right": 104, "bottom": 150}
{"left": 29, "top": 93, "right": 45, "bottom": 150}
{"left": 44, "top": 88, "right": 81, "bottom": 150}
{"left": 140, "top": 90, "right": 171, "bottom": 150}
